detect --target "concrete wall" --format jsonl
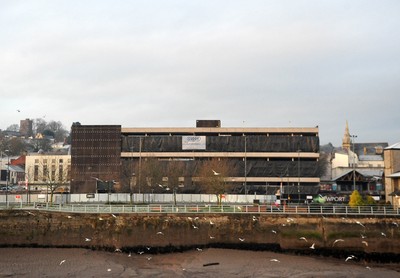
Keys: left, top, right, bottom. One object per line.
{"left": 0, "top": 211, "right": 399, "bottom": 256}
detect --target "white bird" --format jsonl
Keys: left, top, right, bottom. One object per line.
{"left": 381, "top": 232, "right": 387, "bottom": 237}
{"left": 287, "top": 217, "right": 294, "bottom": 222}
{"left": 252, "top": 216, "right": 257, "bottom": 221}
{"left": 111, "top": 214, "right": 117, "bottom": 218}
{"left": 67, "top": 215, "right": 72, "bottom": 219}
{"left": 59, "top": 260, "right": 66, "bottom": 265}
{"left": 270, "top": 259, "right": 280, "bottom": 262}
{"left": 237, "top": 206, "right": 242, "bottom": 211}
{"left": 147, "top": 256, "right": 152, "bottom": 260}
{"left": 192, "top": 224, "right": 199, "bottom": 229}
{"left": 271, "top": 230, "right": 277, "bottom": 234}
{"left": 366, "top": 266, "right": 371, "bottom": 270}
{"left": 27, "top": 211, "right": 35, "bottom": 216}
{"left": 209, "top": 220, "right": 214, "bottom": 225}
{"left": 299, "top": 237, "right": 307, "bottom": 242}
{"left": 187, "top": 217, "right": 193, "bottom": 220}
{"left": 107, "top": 269, "right": 111, "bottom": 272}
{"left": 360, "top": 234, "right": 367, "bottom": 239}
{"left": 128, "top": 252, "right": 132, "bottom": 257}
{"left": 392, "top": 222, "right": 399, "bottom": 227}
{"left": 146, "top": 246, "right": 151, "bottom": 251}
{"left": 98, "top": 217, "right": 104, "bottom": 221}
{"left": 309, "top": 243, "right": 315, "bottom": 249}
{"left": 362, "top": 241, "right": 368, "bottom": 246}
{"left": 239, "top": 237, "right": 245, "bottom": 242}
{"left": 85, "top": 238, "right": 91, "bottom": 242}
{"left": 212, "top": 169, "right": 220, "bottom": 175}
{"left": 332, "top": 239, "right": 344, "bottom": 246}
{"left": 196, "top": 248, "right": 203, "bottom": 251}
{"left": 156, "top": 231, "right": 164, "bottom": 235}
{"left": 345, "top": 255, "right": 356, "bottom": 262}
{"left": 138, "top": 251, "right": 144, "bottom": 255}
{"left": 209, "top": 236, "right": 215, "bottom": 239}
{"left": 355, "top": 220, "right": 365, "bottom": 227}
{"left": 194, "top": 217, "right": 199, "bottom": 220}
{"left": 114, "top": 248, "right": 122, "bottom": 253}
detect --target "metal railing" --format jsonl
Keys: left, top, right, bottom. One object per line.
{"left": 1, "top": 203, "right": 399, "bottom": 216}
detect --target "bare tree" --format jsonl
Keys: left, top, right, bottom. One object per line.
{"left": 38, "top": 158, "right": 70, "bottom": 204}
{"left": 197, "top": 158, "right": 236, "bottom": 205}
{"left": 140, "top": 158, "right": 163, "bottom": 193}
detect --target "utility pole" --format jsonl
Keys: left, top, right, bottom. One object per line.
{"left": 350, "top": 135, "right": 357, "bottom": 192}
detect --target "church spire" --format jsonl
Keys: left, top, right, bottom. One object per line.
{"left": 342, "top": 121, "right": 351, "bottom": 150}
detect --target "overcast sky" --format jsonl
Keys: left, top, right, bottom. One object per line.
{"left": 1, "top": 0, "right": 399, "bottom": 146}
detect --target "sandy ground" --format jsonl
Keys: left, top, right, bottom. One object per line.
{"left": 0, "top": 248, "right": 399, "bottom": 278}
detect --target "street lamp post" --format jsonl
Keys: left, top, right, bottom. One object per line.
{"left": 350, "top": 135, "right": 357, "bottom": 192}
{"left": 244, "top": 134, "right": 247, "bottom": 195}
{"left": 5, "top": 150, "right": 10, "bottom": 207}
{"left": 297, "top": 149, "right": 301, "bottom": 203}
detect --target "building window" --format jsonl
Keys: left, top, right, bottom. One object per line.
{"left": 59, "top": 165, "right": 63, "bottom": 181}
{"left": 59, "top": 159, "right": 63, "bottom": 164}
{"left": 34, "top": 165, "right": 39, "bottom": 181}
{"left": 51, "top": 165, "right": 56, "bottom": 181}
{"left": 43, "top": 165, "right": 48, "bottom": 182}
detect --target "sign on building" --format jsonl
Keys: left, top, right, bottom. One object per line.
{"left": 182, "top": 136, "right": 206, "bottom": 150}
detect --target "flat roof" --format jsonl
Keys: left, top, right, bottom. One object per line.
{"left": 121, "top": 127, "right": 319, "bottom": 134}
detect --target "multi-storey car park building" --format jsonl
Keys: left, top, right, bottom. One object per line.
{"left": 70, "top": 121, "right": 321, "bottom": 202}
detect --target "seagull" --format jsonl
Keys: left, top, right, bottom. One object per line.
{"left": 59, "top": 260, "right": 66, "bottom": 265}
{"left": 270, "top": 259, "right": 280, "bottom": 262}
{"left": 85, "top": 238, "right": 91, "bottom": 242}
{"left": 360, "top": 234, "right": 367, "bottom": 239}
{"left": 196, "top": 248, "right": 203, "bottom": 251}
{"left": 209, "top": 236, "right": 215, "bottom": 239}
{"left": 366, "top": 266, "right": 371, "bottom": 270}
{"left": 381, "top": 232, "right": 387, "bottom": 237}
{"left": 332, "top": 239, "right": 344, "bottom": 246}
{"left": 392, "top": 222, "right": 399, "bottom": 227}
{"left": 157, "top": 231, "right": 164, "bottom": 235}
{"left": 287, "top": 217, "right": 294, "bottom": 222}
{"left": 111, "top": 214, "right": 117, "bottom": 218}
{"left": 114, "top": 248, "right": 122, "bottom": 253}
{"left": 187, "top": 217, "right": 193, "bottom": 220}
{"left": 98, "top": 217, "right": 104, "bottom": 221}
{"left": 239, "top": 237, "right": 245, "bottom": 242}
{"left": 27, "top": 211, "right": 35, "bottom": 216}
{"left": 361, "top": 241, "right": 368, "bottom": 246}
{"left": 271, "top": 230, "right": 277, "bottom": 234}
{"left": 194, "top": 217, "right": 199, "bottom": 220}
{"left": 138, "top": 251, "right": 144, "bottom": 255}
{"left": 147, "top": 256, "right": 152, "bottom": 260}
{"left": 355, "top": 220, "right": 365, "bottom": 227}
{"left": 209, "top": 220, "right": 214, "bottom": 225}
{"left": 345, "top": 255, "right": 356, "bottom": 262}
{"left": 212, "top": 169, "right": 220, "bottom": 175}
{"left": 146, "top": 246, "right": 151, "bottom": 251}
{"left": 192, "top": 224, "right": 199, "bottom": 229}
{"left": 309, "top": 243, "right": 315, "bottom": 249}
{"left": 299, "top": 237, "right": 308, "bottom": 242}
{"left": 128, "top": 252, "right": 132, "bottom": 257}
{"left": 67, "top": 215, "right": 72, "bottom": 219}
{"left": 252, "top": 216, "right": 257, "bottom": 222}
{"left": 107, "top": 269, "right": 111, "bottom": 272}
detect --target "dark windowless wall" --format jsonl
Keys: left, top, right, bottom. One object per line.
{"left": 70, "top": 124, "right": 121, "bottom": 193}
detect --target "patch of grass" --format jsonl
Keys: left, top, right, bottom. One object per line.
{"left": 327, "top": 231, "right": 361, "bottom": 240}
{"left": 280, "top": 230, "right": 322, "bottom": 240}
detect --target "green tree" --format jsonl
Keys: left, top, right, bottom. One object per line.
{"left": 349, "top": 190, "right": 364, "bottom": 207}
